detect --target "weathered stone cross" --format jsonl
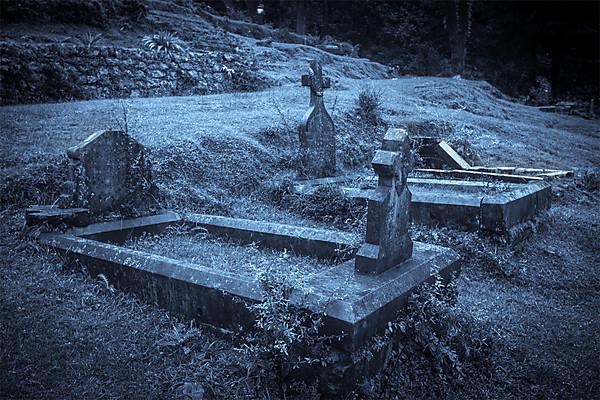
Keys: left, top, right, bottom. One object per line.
{"left": 301, "top": 60, "right": 331, "bottom": 107}
{"left": 355, "top": 128, "right": 414, "bottom": 274}
{"left": 298, "top": 60, "right": 336, "bottom": 179}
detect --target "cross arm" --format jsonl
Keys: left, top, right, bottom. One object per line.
{"left": 301, "top": 75, "right": 331, "bottom": 88}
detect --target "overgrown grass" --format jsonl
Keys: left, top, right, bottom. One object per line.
{"left": 0, "top": 154, "right": 69, "bottom": 207}
{"left": 125, "top": 225, "right": 334, "bottom": 277}
{"left": 267, "top": 177, "right": 367, "bottom": 231}
{"left": 355, "top": 275, "right": 495, "bottom": 399}
{"left": 356, "top": 87, "right": 384, "bottom": 126}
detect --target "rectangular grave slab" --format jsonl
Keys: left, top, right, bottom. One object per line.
{"left": 39, "top": 213, "right": 457, "bottom": 344}
{"left": 480, "top": 182, "right": 552, "bottom": 232}
{"left": 38, "top": 212, "right": 460, "bottom": 395}
{"left": 184, "top": 214, "right": 358, "bottom": 261}
{"left": 293, "top": 177, "right": 551, "bottom": 232}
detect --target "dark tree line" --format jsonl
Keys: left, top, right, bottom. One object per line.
{"left": 201, "top": 0, "right": 598, "bottom": 102}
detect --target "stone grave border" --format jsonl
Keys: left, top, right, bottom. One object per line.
{"left": 39, "top": 211, "right": 459, "bottom": 353}
{"left": 294, "top": 176, "right": 551, "bottom": 232}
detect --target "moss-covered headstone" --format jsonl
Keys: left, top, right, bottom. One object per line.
{"left": 355, "top": 128, "right": 413, "bottom": 274}
{"left": 66, "top": 130, "right": 159, "bottom": 215}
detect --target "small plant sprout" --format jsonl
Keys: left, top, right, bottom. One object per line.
{"left": 142, "top": 31, "right": 186, "bottom": 54}
{"left": 221, "top": 65, "right": 235, "bottom": 78}
{"left": 75, "top": 31, "right": 103, "bottom": 49}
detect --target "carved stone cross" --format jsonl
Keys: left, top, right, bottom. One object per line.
{"left": 355, "top": 128, "right": 414, "bottom": 274}
{"left": 301, "top": 60, "right": 331, "bottom": 107}
{"left": 298, "top": 60, "right": 336, "bottom": 179}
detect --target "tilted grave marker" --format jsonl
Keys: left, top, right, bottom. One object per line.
{"left": 298, "top": 59, "right": 336, "bottom": 179}
{"left": 66, "top": 130, "right": 159, "bottom": 214}
{"left": 355, "top": 128, "right": 413, "bottom": 274}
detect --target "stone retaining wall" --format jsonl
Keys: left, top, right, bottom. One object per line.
{"left": 0, "top": 42, "right": 268, "bottom": 105}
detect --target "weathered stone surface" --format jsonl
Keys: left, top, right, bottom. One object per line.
{"left": 67, "top": 130, "right": 159, "bottom": 215}
{"left": 40, "top": 216, "right": 459, "bottom": 353}
{"left": 0, "top": 42, "right": 267, "bottom": 106}
{"left": 480, "top": 182, "right": 551, "bottom": 232}
{"left": 184, "top": 213, "right": 357, "bottom": 261}
{"left": 298, "top": 60, "right": 336, "bottom": 179}
{"left": 72, "top": 212, "right": 180, "bottom": 243}
{"left": 26, "top": 205, "right": 90, "bottom": 227}
{"left": 39, "top": 233, "right": 260, "bottom": 330}
{"left": 38, "top": 211, "right": 460, "bottom": 396}
{"left": 355, "top": 128, "right": 413, "bottom": 274}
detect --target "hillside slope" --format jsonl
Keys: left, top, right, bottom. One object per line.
{"left": 0, "top": 0, "right": 389, "bottom": 105}
{"left": 1, "top": 3, "right": 599, "bottom": 399}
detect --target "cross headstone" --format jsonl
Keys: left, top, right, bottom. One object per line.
{"left": 66, "top": 130, "right": 159, "bottom": 215}
{"left": 298, "top": 59, "right": 336, "bottom": 179}
{"left": 355, "top": 128, "right": 413, "bottom": 274}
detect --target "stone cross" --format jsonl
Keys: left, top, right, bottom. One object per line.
{"left": 298, "top": 59, "right": 336, "bottom": 179}
{"left": 355, "top": 128, "right": 413, "bottom": 274}
{"left": 301, "top": 60, "right": 331, "bottom": 106}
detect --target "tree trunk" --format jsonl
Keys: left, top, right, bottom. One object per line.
{"left": 320, "top": 0, "right": 329, "bottom": 36}
{"left": 446, "top": 0, "right": 468, "bottom": 76}
{"left": 551, "top": 38, "right": 563, "bottom": 99}
{"left": 296, "top": 0, "right": 306, "bottom": 36}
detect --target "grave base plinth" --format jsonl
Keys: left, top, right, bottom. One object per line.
{"left": 39, "top": 213, "right": 459, "bottom": 396}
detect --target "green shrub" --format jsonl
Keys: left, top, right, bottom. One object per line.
{"left": 356, "top": 87, "right": 384, "bottom": 126}
{"left": 236, "top": 258, "right": 336, "bottom": 396}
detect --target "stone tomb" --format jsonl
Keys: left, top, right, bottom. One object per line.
{"left": 295, "top": 175, "right": 551, "bottom": 232}
{"left": 40, "top": 211, "right": 459, "bottom": 391}
{"left": 67, "top": 129, "right": 159, "bottom": 214}
{"left": 298, "top": 59, "right": 336, "bottom": 179}
{"left": 293, "top": 126, "right": 552, "bottom": 233}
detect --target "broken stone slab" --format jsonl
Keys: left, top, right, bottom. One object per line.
{"left": 184, "top": 213, "right": 358, "bottom": 261}
{"left": 435, "top": 140, "right": 472, "bottom": 169}
{"left": 26, "top": 205, "right": 90, "bottom": 227}
{"left": 415, "top": 168, "right": 545, "bottom": 183}
{"left": 67, "top": 130, "right": 160, "bottom": 214}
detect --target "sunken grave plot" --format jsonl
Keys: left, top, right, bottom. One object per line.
{"left": 123, "top": 226, "right": 335, "bottom": 279}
